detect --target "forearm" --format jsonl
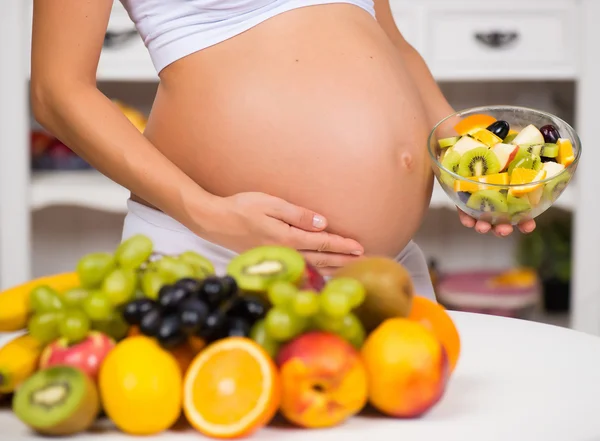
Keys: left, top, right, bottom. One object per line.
{"left": 31, "top": 81, "right": 218, "bottom": 232}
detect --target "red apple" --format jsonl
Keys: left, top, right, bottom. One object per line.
{"left": 39, "top": 331, "right": 115, "bottom": 382}
{"left": 491, "top": 143, "right": 519, "bottom": 171}
{"left": 301, "top": 262, "right": 326, "bottom": 291}
{"left": 276, "top": 332, "right": 368, "bottom": 428}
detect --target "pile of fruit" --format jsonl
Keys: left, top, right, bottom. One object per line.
{"left": 437, "top": 113, "right": 576, "bottom": 222}
{"left": 0, "top": 235, "right": 461, "bottom": 439}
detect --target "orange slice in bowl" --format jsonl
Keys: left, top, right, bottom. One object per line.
{"left": 556, "top": 138, "right": 575, "bottom": 167}
{"left": 183, "top": 337, "right": 281, "bottom": 439}
{"left": 453, "top": 172, "right": 509, "bottom": 192}
{"left": 471, "top": 128, "right": 503, "bottom": 147}
{"left": 508, "top": 168, "right": 547, "bottom": 196}
{"left": 453, "top": 114, "right": 497, "bottom": 136}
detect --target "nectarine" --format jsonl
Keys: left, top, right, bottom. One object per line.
{"left": 276, "top": 332, "right": 368, "bottom": 428}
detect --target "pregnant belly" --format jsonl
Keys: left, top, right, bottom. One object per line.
{"left": 144, "top": 3, "right": 434, "bottom": 256}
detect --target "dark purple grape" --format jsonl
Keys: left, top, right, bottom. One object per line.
{"left": 178, "top": 298, "right": 209, "bottom": 335}
{"left": 486, "top": 120, "right": 509, "bottom": 140}
{"left": 196, "top": 310, "right": 227, "bottom": 342}
{"left": 122, "top": 298, "right": 157, "bottom": 326}
{"left": 139, "top": 307, "right": 162, "bottom": 337}
{"left": 156, "top": 314, "right": 186, "bottom": 349}
{"left": 199, "top": 277, "right": 235, "bottom": 308}
{"left": 225, "top": 317, "right": 252, "bottom": 338}
{"left": 175, "top": 277, "right": 203, "bottom": 295}
{"left": 158, "top": 285, "right": 190, "bottom": 311}
{"left": 226, "top": 296, "right": 267, "bottom": 324}
{"left": 540, "top": 124, "right": 561, "bottom": 144}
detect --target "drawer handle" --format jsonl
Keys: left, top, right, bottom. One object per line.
{"left": 474, "top": 31, "right": 519, "bottom": 49}
{"left": 103, "top": 29, "right": 139, "bottom": 49}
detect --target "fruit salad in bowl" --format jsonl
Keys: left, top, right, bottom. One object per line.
{"left": 428, "top": 105, "right": 581, "bottom": 225}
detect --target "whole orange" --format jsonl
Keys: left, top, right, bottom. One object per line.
{"left": 408, "top": 296, "right": 461, "bottom": 373}
{"left": 361, "top": 318, "right": 448, "bottom": 418}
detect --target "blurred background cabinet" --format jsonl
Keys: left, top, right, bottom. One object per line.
{"left": 1, "top": 0, "right": 598, "bottom": 333}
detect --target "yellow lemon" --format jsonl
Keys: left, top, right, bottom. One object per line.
{"left": 99, "top": 336, "right": 183, "bottom": 435}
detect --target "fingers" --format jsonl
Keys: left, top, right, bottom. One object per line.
{"left": 266, "top": 198, "right": 328, "bottom": 232}
{"left": 288, "top": 227, "right": 364, "bottom": 256}
{"left": 301, "top": 251, "right": 360, "bottom": 274}
{"left": 492, "top": 224, "right": 513, "bottom": 237}
{"left": 518, "top": 219, "right": 536, "bottom": 234}
{"left": 457, "top": 209, "right": 476, "bottom": 228}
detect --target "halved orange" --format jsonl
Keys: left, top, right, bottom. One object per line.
{"left": 509, "top": 168, "right": 547, "bottom": 196}
{"left": 556, "top": 138, "right": 575, "bottom": 166}
{"left": 453, "top": 172, "right": 509, "bottom": 192}
{"left": 471, "top": 128, "right": 503, "bottom": 147}
{"left": 183, "top": 337, "right": 281, "bottom": 439}
{"left": 453, "top": 114, "right": 497, "bottom": 136}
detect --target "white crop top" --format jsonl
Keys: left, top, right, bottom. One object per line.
{"left": 119, "top": 0, "right": 376, "bottom": 73}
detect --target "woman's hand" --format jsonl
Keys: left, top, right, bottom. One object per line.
{"left": 457, "top": 209, "right": 536, "bottom": 236}
{"left": 200, "top": 192, "right": 364, "bottom": 272}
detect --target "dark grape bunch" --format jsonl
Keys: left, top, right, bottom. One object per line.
{"left": 121, "top": 275, "right": 267, "bottom": 349}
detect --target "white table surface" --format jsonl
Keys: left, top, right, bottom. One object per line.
{"left": 2, "top": 311, "right": 600, "bottom": 441}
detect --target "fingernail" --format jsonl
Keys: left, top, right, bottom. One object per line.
{"left": 312, "top": 215, "right": 325, "bottom": 228}
{"left": 351, "top": 250, "right": 363, "bottom": 256}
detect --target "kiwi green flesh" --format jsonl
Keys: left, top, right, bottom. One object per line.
{"left": 525, "top": 143, "right": 559, "bottom": 158}
{"left": 440, "top": 150, "right": 461, "bottom": 187}
{"left": 457, "top": 147, "right": 501, "bottom": 178}
{"left": 13, "top": 366, "right": 99, "bottom": 436}
{"left": 227, "top": 246, "right": 306, "bottom": 292}
{"left": 543, "top": 172, "right": 571, "bottom": 201}
{"left": 466, "top": 190, "right": 508, "bottom": 213}
{"left": 507, "top": 194, "right": 532, "bottom": 215}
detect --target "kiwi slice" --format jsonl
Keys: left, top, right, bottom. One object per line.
{"left": 438, "top": 136, "right": 460, "bottom": 148}
{"left": 227, "top": 246, "right": 306, "bottom": 294}
{"left": 507, "top": 193, "right": 532, "bottom": 216}
{"left": 12, "top": 366, "right": 100, "bottom": 436}
{"left": 525, "top": 143, "right": 559, "bottom": 158}
{"left": 466, "top": 190, "right": 508, "bottom": 213}
{"left": 508, "top": 148, "right": 542, "bottom": 175}
{"left": 530, "top": 154, "right": 543, "bottom": 171}
{"left": 543, "top": 171, "right": 571, "bottom": 202}
{"left": 457, "top": 147, "right": 501, "bottom": 178}
{"left": 440, "top": 149, "right": 461, "bottom": 187}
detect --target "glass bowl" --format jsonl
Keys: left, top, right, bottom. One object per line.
{"left": 428, "top": 105, "right": 581, "bottom": 225}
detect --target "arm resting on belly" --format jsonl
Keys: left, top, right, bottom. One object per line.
{"left": 373, "top": 0, "right": 455, "bottom": 127}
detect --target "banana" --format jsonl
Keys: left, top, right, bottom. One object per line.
{"left": 0, "top": 272, "right": 80, "bottom": 332}
{"left": 0, "top": 334, "right": 44, "bottom": 393}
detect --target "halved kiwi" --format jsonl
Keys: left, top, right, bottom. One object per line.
{"left": 12, "top": 366, "right": 100, "bottom": 436}
{"left": 227, "top": 246, "right": 306, "bottom": 294}
{"left": 466, "top": 190, "right": 508, "bottom": 213}
{"left": 543, "top": 171, "right": 571, "bottom": 202}
{"left": 440, "top": 149, "right": 461, "bottom": 187}
{"left": 525, "top": 143, "right": 559, "bottom": 158}
{"left": 457, "top": 147, "right": 501, "bottom": 178}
